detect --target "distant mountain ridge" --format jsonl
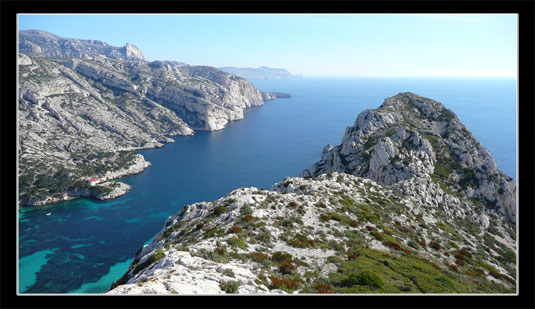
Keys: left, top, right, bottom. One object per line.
{"left": 219, "top": 66, "right": 301, "bottom": 80}
{"left": 19, "top": 30, "right": 146, "bottom": 61}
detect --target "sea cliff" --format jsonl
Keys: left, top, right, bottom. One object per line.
{"left": 18, "top": 30, "right": 287, "bottom": 206}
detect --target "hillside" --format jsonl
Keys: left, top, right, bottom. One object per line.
{"left": 106, "top": 94, "right": 517, "bottom": 294}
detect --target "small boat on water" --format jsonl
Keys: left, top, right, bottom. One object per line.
{"left": 46, "top": 213, "right": 51, "bottom": 216}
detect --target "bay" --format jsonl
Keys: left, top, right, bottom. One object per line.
{"left": 18, "top": 77, "right": 517, "bottom": 293}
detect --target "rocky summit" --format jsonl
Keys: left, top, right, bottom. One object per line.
{"left": 18, "top": 31, "right": 276, "bottom": 206}
{"left": 301, "top": 93, "right": 516, "bottom": 223}
{"left": 107, "top": 94, "right": 516, "bottom": 295}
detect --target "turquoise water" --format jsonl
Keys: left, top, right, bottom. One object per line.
{"left": 18, "top": 77, "right": 516, "bottom": 293}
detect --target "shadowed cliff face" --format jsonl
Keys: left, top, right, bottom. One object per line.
{"left": 300, "top": 92, "right": 516, "bottom": 223}
{"left": 107, "top": 94, "right": 516, "bottom": 295}
{"left": 18, "top": 31, "right": 267, "bottom": 206}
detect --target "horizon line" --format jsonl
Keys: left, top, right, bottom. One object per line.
{"left": 287, "top": 75, "right": 517, "bottom": 78}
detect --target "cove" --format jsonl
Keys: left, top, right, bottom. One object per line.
{"left": 18, "top": 77, "right": 517, "bottom": 293}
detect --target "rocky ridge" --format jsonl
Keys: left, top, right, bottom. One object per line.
{"left": 18, "top": 31, "right": 286, "bottom": 206}
{"left": 107, "top": 94, "right": 517, "bottom": 295}
{"left": 19, "top": 30, "right": 146, "bottom": 61}
{"left": 300, "top": 93, "right": 516, "bottom": 223}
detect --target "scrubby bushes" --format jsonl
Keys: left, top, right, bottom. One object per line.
{"left": 269, "top": 276, "right": 300, "bottom": 292}
{"left": 226, "top": 237, "right": 247, "bottom": 249}
{"left": 132, "top": 247, "right": 165, "bottom": 276}
{"left": 429, "top": 241, "right": 441, "bottom": 250}
{"left": 249, "top": 252, "right": 268, "bottom": 263}
{"left": 271, "top": 251, "right": 293, "bottom": 265}
{"left": 213, "top": 206, "right": 227, "bottom": 216}
{"left": 279, "top": 263, "right": 296, "bottom": 275}
{"left": 383, "top": 240, "right": 401, "bottom": 251}
{"left": 229, "top": 225, "right": 243, "bottom": 234}
{"left": 220, "top": 280, "right": 239, "bottom": 293}
{"left": 341, "top": 271, "right": 384, "bottom": 289}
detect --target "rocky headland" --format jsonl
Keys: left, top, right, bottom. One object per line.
{"left": 219, "top": 66, "right": 301, "bottom": 80}
{"left": 261, "top": 91, "right": 292, "bottom": 100}
{"left": 18, "top": 30, "right": 288, "bottom": 206}
{"left": 107, "top": 93, "right": 517, "bottom": 295}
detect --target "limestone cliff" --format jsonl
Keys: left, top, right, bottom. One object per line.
{"left": 19, "top": 30, "right": 146, "bottom": 61}
{"left": 18, "top": 31, "right": 279, "bottom": 206}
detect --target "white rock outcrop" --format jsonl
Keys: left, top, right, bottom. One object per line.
{"left": 107, "top": 172, "right": 516, "bottom": 295}
{"left": 301, "top": 92, "right": 516, "bottom": 223}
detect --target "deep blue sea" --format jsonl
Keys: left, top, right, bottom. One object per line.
{"left": 18, "top": 77, "right": 517, "bottom": 293}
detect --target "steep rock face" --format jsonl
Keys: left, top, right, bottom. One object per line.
{"left": 146, "top": 65, "right": 265, "bottom": 131}
{"left": 107, "top": 172, "right": 516, "bottom": 294}
{"left": 19, "top": 30, "right": 146, "bottom": 61}
{"left": 18, "top": 30, "right": 277, "bottom": 205}
{"left": 300, "top": 93, "right": 516, "bottom": 223}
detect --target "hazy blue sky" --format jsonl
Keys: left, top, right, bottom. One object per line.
{"left": 18, "top": 14, "right": 517, "bottom": 77}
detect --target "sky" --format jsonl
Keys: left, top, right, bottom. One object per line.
{"left": 18, "top": 14, "right": 517, "bottom": 77}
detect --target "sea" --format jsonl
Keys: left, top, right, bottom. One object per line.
{"left": 18, "top": 77, "right": 517, "bottom": 293}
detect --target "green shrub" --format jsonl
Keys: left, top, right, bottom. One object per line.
{"left": 498, "top": 247, "right": 516, "bottom": 264}
{"left": 132, "top": 247, "right": 165, "bottom": 276}
{"left": 222, "top": 269, "right": 235, "bottom": 278}
{"left": 220, "top": 280, "right": 239, "bottom": 293}
{"left": 249, "top": 252, "right": 268, "bottom": 263}
{"left": 271, "top": 251, "right": 293, "bottom": 265}
{"left": 240, "top": 204, "right": 253, "bottom": 216}
{"left": 407, "top": 240, "right": 420, "bottom": 249}
{"left": 204, "top": 227, "right": 217, "bottom": 238}
{"left": 327, "top": 256, "right": 344, "bottom": 264}
{"left": 341, "top": 271, "right": 383, "bottom": 289}
{"left": 226, "top": 237, "right": 247, "bottom": 249}
{"left": 214, "top": 206, "right": 227, "bottom": 216}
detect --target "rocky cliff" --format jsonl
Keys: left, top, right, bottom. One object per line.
{"left": 19, "top": 30, "right": 146, "bottom": 61}
{"left": 300, "top": 93, "right": 516, "bottom": 223}
{"left": 107, "top": 94, "right": 516, "bottom": 295}
{"left": 18, "top": 31, "right": 278, "bottom": 206}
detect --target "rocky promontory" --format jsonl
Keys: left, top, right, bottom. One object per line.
{"left": 107, "top": 94, "right": 516, "bottom": 295}
{"left": 301, "top": 93, "right": 516, "bottom": 223}
{"left": 261, "top": 91, "right": 292, "bottom": 100}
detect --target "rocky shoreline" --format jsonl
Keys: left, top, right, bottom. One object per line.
{"left": 21, "top": 153, "right": 151, "bottom": 206}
